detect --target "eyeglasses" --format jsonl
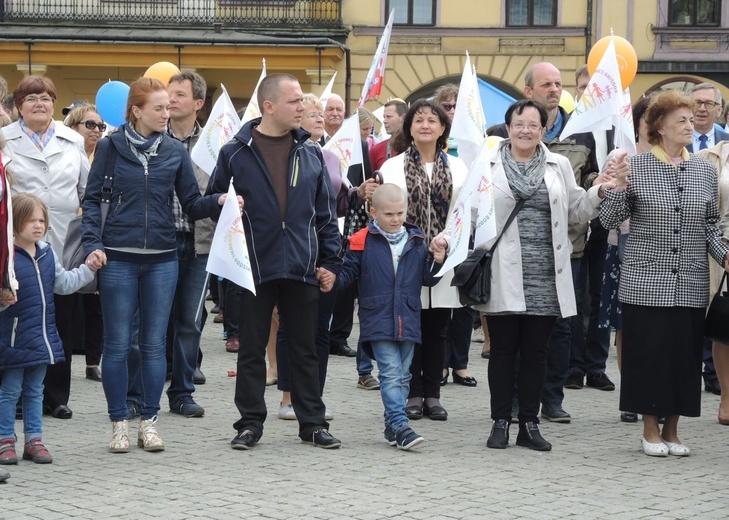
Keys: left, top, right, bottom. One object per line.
{"left": 81, "top": 120, "right": 107, "bottom": 131}
{"left": 510, "top": 122, "right": 543, "bottom": 132}
{"left": 441, "top": 103, "right": 456, "bottom": 111}
{"left": 23, "top": 96, "right": 54, "bottom": 105}
{"left": 696, "top": 100, "right": 720, "bottom": 109}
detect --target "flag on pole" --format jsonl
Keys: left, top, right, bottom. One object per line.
{"left": 559, "top": 38, "right": 623, "bottom": 141}
{"left": 357, "top": 10, "right": 395, "bottom": 107}
{"left": 472, "top": 140, "right": 497, "bottom": 248}
{"left": 206, "top": 181, "right": 256, "bottom": 295}
{"left": 450, "top": 52, "right": 487, "bottom": 170}
{"left": 190, "top": 85, "right": 241, "bottom": 176}
{"left": 324, "top": 112, "right": 363, "bottom": 178}
{"left": 240, "top": 58, "right": 267, "bottom": 125}
{"left": 318, "top": 71, "right": 338, "bottom": 107}
{"left": 614, "top": 87, "right": 637, "bottom": 156}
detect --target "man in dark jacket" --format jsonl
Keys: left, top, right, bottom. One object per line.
{"left": 207, "top": 73, "right": 342, "bottom": 450}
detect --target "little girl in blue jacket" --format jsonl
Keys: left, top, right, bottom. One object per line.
{"left": 332, "top": 183, "right": 446, "bottom": 450}
{"left": 0, "top": 194, "right": 103, "bottom": 465}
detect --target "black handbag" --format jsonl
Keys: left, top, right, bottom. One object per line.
{"left": 450, "top": 199, "right": 525, "bottom": 306}
{"left": 705, "top": 271, "right": 729, "bottom": 345}
{"left": 62, "top": 143, "right": 117, "bottom": 294}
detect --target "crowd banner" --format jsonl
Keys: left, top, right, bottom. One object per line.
{"left": 324, "top": 112, "right": 363, "bottom": 180}
{"left": 319, "top": 71, "right": 338, "bottom": 107}
{"left": 357, "top": 9, "right": 395, "bottom": 108}
{"left": 240, "top": 58, "right": 267, "bottom": 125}
{"left": 450, "top": 51, "right": 487, "bottom": 170}
{"left": 190, "top": 85, "right": 241, "bottom": 176}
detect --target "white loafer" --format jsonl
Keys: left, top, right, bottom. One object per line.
{"left": 641, "top": 437, "right": 669, "bottom": 457}
{"left": 661, "top": 438, "right": 690, "bottom": 457}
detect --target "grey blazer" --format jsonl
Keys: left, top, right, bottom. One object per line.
{"left": 599, "top": 151, "right": 728, "bottom": 308}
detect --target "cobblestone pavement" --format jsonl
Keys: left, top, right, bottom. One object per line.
{"left": 2, "top": 303, "right": 729, "bottom": 519}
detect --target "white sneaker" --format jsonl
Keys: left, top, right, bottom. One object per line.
{"left": 325, "top": 406, "right": 334, "bottom": 421}
{"left": 278, "top": 403, "right": 296, "bottom": 420}
{"left": 138, "top": 416, "right": 165, "bottom": 452}
{"left": 471, "top": 328, "right": 485, "bottom": 343}
{"left": 109, "top": 420, "right": 129, "bottom": 453}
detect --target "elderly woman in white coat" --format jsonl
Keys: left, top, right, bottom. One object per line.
{"left": 478, "top": 100, "right": 622, "bottom": 452}
{"left": 1, "top": 76, "right": 89, "bottom": 420}
{"left": 379, "top": 99, "right": 468, "bottom": 421}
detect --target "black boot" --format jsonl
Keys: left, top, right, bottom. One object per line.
{"left": 486, "top": 419, "right": 510, "bottom": 449}
{"left": 516, "top": 421, "right": 552, "bottom": 451}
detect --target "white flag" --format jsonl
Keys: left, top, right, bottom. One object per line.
{"left": 450, "top": 52, "right": 487, "bottom": 170}
{"left": 324, "top": 112, "right": 363, "bottom": 178}
{"left": 472, "top": 140, "right": 497, "bottom": 248}
{"left": 357, "top": 10, "right": 394, "bottom": 107}
{"left": 560, "top": 39, "right": 623, "bottom": 141}
{"left": 240, "top": 59, "right": 267, "bottom": 125}
{"left": 190, "top": 85, "right": 241, "bottom": 176}
{"left": 613, "top": 87, "right": 637, "bottom": 156}
{"left": 318, "top": 71, "right": 338, "bottom": 107}
{"left": 206, "top": 182, "right": 256, "bottom": 295}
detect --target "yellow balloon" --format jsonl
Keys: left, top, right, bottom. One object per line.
{"left": 486, "top": 135, "right": 503, "bottom": 150}
{"left": 144, "top": 62, "right": 181, "bottom": 85}
{"left": 559, "top": 90, "right": 575, "bottom": 114}
{"left": 587, "top": 36, "right": 638, "bottom": 89}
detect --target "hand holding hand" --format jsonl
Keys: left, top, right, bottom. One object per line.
{"left": 429, "top": 233, "right": 449, "bottom": 254}
{"left": 85, "top": 249, "right": 107, "bottom": 271}
{"left": 0, "top": 288, "right": 16, "bottom": 306}
{"left": 316, "top": 267, "right": 337, "bottom": 293}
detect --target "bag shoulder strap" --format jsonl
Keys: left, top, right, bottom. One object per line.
{"left": 488, "top": 198, "right": 525, "bottom": 253}
{"left": 98, "top": 141, "right": 118, "bottom": 231}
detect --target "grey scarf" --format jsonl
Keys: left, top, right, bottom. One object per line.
{"left": 501, "top": 141, "right": 547, "bottom": 200}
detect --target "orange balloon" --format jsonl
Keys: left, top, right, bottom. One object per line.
{"left": 144, "top": 62, "right": 181, "bottom": 85}
{"left": 587, "top": 36, "right": 638, "bottom": 89}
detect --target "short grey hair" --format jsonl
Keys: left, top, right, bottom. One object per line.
{"left": 690, "top": 82, "right": 722, "bottom": 106}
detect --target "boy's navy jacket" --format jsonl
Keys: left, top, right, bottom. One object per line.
{"left": 0, "top": 242, "right": 93, "bottom": 370}
{"left": 336, "top": 221, "right": 441, "bottom": 354}
{"left": 81, "top": 132, "right": 220, "bottom": 255}
{"left": 205, "top": 118, "right": 342, "bottom": 286}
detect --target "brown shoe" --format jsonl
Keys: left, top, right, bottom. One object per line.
{"left": 213, "top": 312, "right": 224, "bottom": 324}
{"left": 225, "top": 337, "right": 239, "bottom": 353}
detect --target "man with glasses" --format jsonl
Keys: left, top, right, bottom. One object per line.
{"left": 686, "top": 82, "right": 729, "bottom": 153}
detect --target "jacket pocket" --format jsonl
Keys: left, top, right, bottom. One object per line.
{"left": 110, "top": 193, "right": 123, "bottom": 219}
{"left": 405, "top": 295, "right": 422, "bottom": 312}
{"left": 359, "top": 295, "right": 389, "bottom": 311}
{"left": 10, "top": 317, "right": 18, "bottom": 347}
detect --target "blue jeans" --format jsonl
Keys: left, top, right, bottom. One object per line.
{"left": 100, "top": 257, "right": 178, "bottom": 422}
{"left": 357, "top": 342, "right": 375, "bottom": 376}
{"left": 167, "top": 233, "right": 209, "bottom": 402}
{"left": 0, "top": 365, "right": 47, "bottom": 441}
{"left": 371, "top": 340, "right": 414, "bottom": 434}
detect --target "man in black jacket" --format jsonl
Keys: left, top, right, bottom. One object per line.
{"left": 207, "top": 73, "right": 343, "bottom": 450}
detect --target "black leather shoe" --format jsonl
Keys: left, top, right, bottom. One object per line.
{"left": 46, "top": 405, "right": 73, "bottom": 419}
{"left": 231, "top": 430, "right": 258, "bottom": 450}
{"left": 303, "top": 429, "right": 341, "bottom": 449}
{"left": 486, "top": 419, "right": 510, "bottom": 449}
{"left": 516, "top": 422, "right": 552, "bottom": 451}
{"left": 440, "top": 370, "right": 448, "bottom": 386}
{"left": 193, "top": 367, "right": 206, "bottom": 385}
{"left": 332, "top": 343, "right": 357, "bottom": 357}
{"left": 705, "top": 379, "right": 722, "bottom": 395}
{"left": 85, "top": 366, "right": 102, "bottom": 382}
{"left": 452, "top": 372, "right": 477, "bottom": 387}
{"left": 423, "top": 404, "right": 448, "bottom": 421}
{"left": 405, "top": 405, "right": 423, "bottom": 420}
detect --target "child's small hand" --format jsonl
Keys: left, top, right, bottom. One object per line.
{"left": 429, "top": 233, "right": 449, "bottom": 254}
{"left": 432, "top": 248, "right": 446, "bottom": 264}
{"left": 316, "top": 267, "right": 336, "bottom": 292}
{"left": 0, "top": 288, "right": 17, "bottom": 306}
{"left": 85, "top": 250, "right": 106, "bottom": 272}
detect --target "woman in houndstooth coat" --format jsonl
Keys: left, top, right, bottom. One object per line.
{"left": 600, "top": 90, "right": 729, "bottom": 458}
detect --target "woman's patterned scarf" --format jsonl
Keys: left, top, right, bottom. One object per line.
{"left": 123, "top": 123, "right": 163, "bottom": 167}
{"left": 403, "top": 144, "right": 453, "bottom": 242}
{"left": 501, "top": 140, "right": 546, "bottom": 200}
{"left": 19, "top": 118, "right": 54, "bottom": 151}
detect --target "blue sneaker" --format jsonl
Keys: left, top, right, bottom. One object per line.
{"left": 170, "top": 395, "right": 205, "bottom": 417}
{"left": 383, "top": 425, "right": 396, "bottom": 446}
{"left": 395, "top": 427, "right": 424, "bottom": 451}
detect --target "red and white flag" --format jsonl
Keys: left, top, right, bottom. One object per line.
{"left": 357, "top": 10, "right": 395, "bottom": 107}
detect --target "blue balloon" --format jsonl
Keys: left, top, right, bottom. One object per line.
{"left": 95, "top": 81, "right": 129, "bottom": 127}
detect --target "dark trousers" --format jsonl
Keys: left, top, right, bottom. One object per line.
{"left": 44, "top": 293, "right": 77, "bottom": 409}
{"left": 82, "top": 293, "right": 104, "bottom": 366}
{"left": 234, "top": 280, "right": 326, "bottom": 439}
{"left": 222, "top": 278, "right": 240, "bottom": 340}
{"left": 329, "top": 282, "right": 357, "bottom": 348}
{"left": 409, "top": 308, "right": 450, "bottom": 400}
{"left": 277, "top": 288, "right": 336, "bottom": 395}
{"left": 488, "top": 314, "right": 557, "bottom": 424}
{"left": 445, "top": 306, "right": 476, "bottom": 371}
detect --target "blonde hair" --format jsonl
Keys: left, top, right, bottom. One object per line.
{"left": 302, "top": 93, "right": 323, "bottom": 112}
{"left": 64, "top": 104, "right": 100, "bottom": 128}
{"left": 12, "top": 193, "right": 48, "bottom": 236}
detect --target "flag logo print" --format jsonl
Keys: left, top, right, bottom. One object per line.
{"left": 224, "top": 215, "right": 252, "bottom": 273}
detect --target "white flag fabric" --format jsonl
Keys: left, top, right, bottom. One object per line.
{"left": 357, "top": 10, "right": 395, "bottom": 107}
{"left": 206, "top": 182, "right": 256, "bottom": 295}
{"left": 324, "top": 112, "right": 363, "bottom": 178}
{"left": 560, "top": 39, "right": 623, "bottom": 141}
{"left": 472, "top": 140, "right": 498, "bottom": 249}
{"left": 190, "top": 85, "right": 241, "bottom": 176}
{"left": 450, "top": 52, "right": 487, "bottom": 170}
{"left": 613, "top": 87, "right": 637, "bottom": 156}
{"left": 240, "top": 59, "right": 267, "bottom": 125}
{"left": 318, "top": 71, "right": 338, "bottom": 107}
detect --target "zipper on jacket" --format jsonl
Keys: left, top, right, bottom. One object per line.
{"left": 144, "top": 163, "right": 149, "bottom": 248}
{"left": 33, "top": 252, "right": 55, "bottom": 364}
{"left": 10, "top": 317, "right": 18, "bottom": 347}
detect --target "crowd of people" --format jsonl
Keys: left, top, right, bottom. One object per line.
{"left": 1, "top": 60, "right": 729, "bottom": 486}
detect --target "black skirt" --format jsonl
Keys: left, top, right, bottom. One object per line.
{"left": 620, "top": 303, "right": 704, "bottom": 417}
